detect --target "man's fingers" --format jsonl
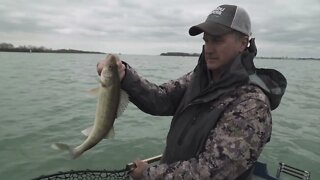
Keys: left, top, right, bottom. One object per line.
{"left": 119, "top": 63, "right": 125, "bottom": 71}
{"left": 97, "top": 55, "right": 125, "bottom": 77}
{"left": 129, "top": 159, "right": 149, "bottom": 180}
{"left": 97, "top": 62, "right": 103, "bottom": 76}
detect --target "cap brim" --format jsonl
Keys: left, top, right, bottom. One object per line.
{"left": 189, "top": 22, "right": 233, "bottom": 36}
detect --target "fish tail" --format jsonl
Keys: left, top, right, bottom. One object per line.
{"left": 51, "top": 143, "right": 81, "bottom": 159}
{"left": 51, "top": 143, "right": 70, "bottom": 151}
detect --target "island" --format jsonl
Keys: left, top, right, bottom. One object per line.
{"left": 0, "top": 42, "right": 104, "bottom": 54}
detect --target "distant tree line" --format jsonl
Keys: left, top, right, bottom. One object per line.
{"left": 256, "top": 56, "right": 320, "bottom": 60}
{"left": 160, "top": 52, "right": 200, "bottom": 57}
{"left": 160, "top": 51, "right": 319, "bottom": 60}
{"left": 0, "top": 42, "right": 104, "bottom": 54}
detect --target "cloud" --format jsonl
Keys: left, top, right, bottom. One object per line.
{"left": 0, "top": 0, "right": 319, "bottom": 57}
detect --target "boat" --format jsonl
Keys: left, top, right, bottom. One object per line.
{"left": 253, "top": 161, "right": 311, "bottom": 180}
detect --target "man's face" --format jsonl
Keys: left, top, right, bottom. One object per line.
{"left": 203, "top": 32, "right": 247, "bottom": 71}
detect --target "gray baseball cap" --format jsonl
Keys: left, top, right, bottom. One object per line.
{"left": 189, "top": 4, "right": 251, "bottom": 36}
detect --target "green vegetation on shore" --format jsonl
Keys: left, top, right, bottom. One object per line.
{"left": 256, "top": 56, "right": 320, "bottom": 60}
{"left": 160, "top": 52, "right": 200, "bottom": 57}
{"left": 0, "top": 42, "right": 104, "bottom": 54}
{"left": 160, "top": 51, "right": 320, "bottom": 60}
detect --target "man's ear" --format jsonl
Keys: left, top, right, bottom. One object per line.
{"left": 240, "top": 37, "right": 249, "bottom": 51}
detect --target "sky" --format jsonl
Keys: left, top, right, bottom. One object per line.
{"left": 1, "top": 0, "right": 320, "bottom": 57}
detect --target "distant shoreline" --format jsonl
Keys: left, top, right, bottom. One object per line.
{"left": 0, "top": 49, "right": 105, "bottom": 54}
{"left": 0, "top": 42, "right": 105, "bottom": 54}
{"left": 0, "top": 47, "right": 319, "bottom": 60}
{"left": 160, "top": 52, "right": 320, "bottom": 60}
{"left": 256, "top": 56, "right": 320, "bottom": 60}
{"left": 160, "top": 52, "right": 200, "bottom": 57}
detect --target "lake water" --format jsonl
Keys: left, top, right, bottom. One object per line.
{"left": 0, "top": 52, "right": 319, "bottom": 180}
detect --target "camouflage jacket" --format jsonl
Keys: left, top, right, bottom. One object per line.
{"left": 122, "top": 64, "right": 272, "bottom": 180}
{"left": 121, "top": 50, "right": 286, "bottom": 179}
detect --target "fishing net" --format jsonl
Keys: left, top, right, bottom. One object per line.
{"left": 32, "top": 169, "right": 130, "bottom": 180}
{"left": 32, "top": 155, "right": 162, "bottom": 180}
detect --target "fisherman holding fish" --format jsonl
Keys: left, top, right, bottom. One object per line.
{"left": 97, "top": 4, "right": 286, "bottom": 180}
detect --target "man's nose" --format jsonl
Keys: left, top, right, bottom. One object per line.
{"left": 204, "top": 43, "right": 216, "bottom": 53}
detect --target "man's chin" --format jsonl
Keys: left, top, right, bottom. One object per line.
{"left": 206, "top": 63, "right": 219, "bottom": 71}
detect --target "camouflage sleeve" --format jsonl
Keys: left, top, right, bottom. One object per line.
{"left": 143, "top": 97, "right": 272, "bottom": 180}
{"left": 121, "top": 63, "right": 192, "bottom": 116}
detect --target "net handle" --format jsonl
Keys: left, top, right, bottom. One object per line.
{"left": 126, "top": 154, "right": 162, "bottom": 170}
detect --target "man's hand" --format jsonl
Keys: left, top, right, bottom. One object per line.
{"left": 130, "top": 159, "right": 149, "bottom": 180}
{"left": 97, "top": 54, "right": 126, "bottom": 81}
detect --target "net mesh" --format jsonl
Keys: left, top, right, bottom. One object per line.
{"left": 32, "top": 169, "right": 130, "bottom": 180}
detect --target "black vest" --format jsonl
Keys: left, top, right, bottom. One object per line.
{"left": 162, "top": 52, "right": 249, "bottom": 162}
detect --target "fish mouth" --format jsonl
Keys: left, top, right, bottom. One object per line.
{"left": 101, "top": 69, "right": 113, "bottom": 78}
{"left": 103, "top": 74, "right": 112, "bottom": 78}
{"left": 101, "top": 74, "right": 113, "bottom": 82}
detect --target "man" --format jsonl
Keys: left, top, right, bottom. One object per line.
{"left": 97, "top": 4, "right": 287, "bottom": 180}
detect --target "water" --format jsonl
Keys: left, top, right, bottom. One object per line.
{"left": 0, "top": 52, "right": 319, "bottom": 179}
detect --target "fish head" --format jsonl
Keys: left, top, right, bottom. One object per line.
{"left": 100, "top": 54, "right": 119, "bottom": 83}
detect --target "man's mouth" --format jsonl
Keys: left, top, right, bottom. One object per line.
{"left": 206, "top": 57, "right": 218, "bottom": 61}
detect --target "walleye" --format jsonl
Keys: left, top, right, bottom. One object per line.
{"left": 52, "top": 54, "right": 129, "bottom": 159}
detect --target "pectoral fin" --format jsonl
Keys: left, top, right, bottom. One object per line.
{"left": 87, "top": 87, "right": 100, "bottom": 96}
{"left": 81, "top": 126, "right": 93, "bottom": 137}
{"left": 116, "top": 90, "right": 129, "bottom": 118}
{"left": 106, "top": 127, "right": 115, "bottom": 139}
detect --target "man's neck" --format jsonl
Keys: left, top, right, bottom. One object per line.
{"left": 211, "top": 70, "right": 222, "bottom": 81}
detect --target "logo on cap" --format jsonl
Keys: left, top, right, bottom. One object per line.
{"left": 211, "top": 7, "right": 225, "bottom": 15}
